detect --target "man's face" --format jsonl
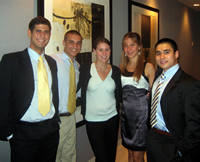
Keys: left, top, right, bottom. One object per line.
{"left": 28, "top": 24, "right": 51, "bottom": 55}
{"left": 63, "top": 33, "right": 82, "bottom": 59}
{"left": 155, "top": 43, "right": 179, "bottom": 72}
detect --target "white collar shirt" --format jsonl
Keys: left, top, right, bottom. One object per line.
{"left": 152, "top": 63, "right": 179, "bottom": 131}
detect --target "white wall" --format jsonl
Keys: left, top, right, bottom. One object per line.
{"left": 0, "top": 1, "right": 37, "bottom": 161}
{"left": 0, "top": 0, "right": 37, "bottom": 58}
{"left": 112, "top": 0, "right": 129, "bottom": 66}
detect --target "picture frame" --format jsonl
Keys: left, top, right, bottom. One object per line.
{"left": 37, "top": 0, "right": 112, "bottom": 128}
{"left": 128, "top": 1, "right": 159, "bottom": 68}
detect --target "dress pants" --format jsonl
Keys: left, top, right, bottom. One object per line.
{"left": 146, "top": 129, "right": 189, "bottom": 162}
{"left": 86, "top": 114, "right": 119, "bottom": 162}
{"left": 147, "top": 129, "right": 200, "bottom": 162}
{"left": 56, "top": 113, "right": 76, "bottom": 162}
{"left": 9, "top": 119, "right": 59, "bottom": 162}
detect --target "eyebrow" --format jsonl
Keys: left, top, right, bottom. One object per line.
{"left": 156, "top": 49, "right": 171, "bottom": 53}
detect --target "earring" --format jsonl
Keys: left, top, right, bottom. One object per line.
{"left": 138, "top": 51, "right": 141, "bottom": 55}
{"left": 125, "top": 54, "right": 127, "bottom": 57}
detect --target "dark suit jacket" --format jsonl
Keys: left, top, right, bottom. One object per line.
{"left": 0, "top": 48, "right": 59, "bottom": 141}
{"left": 77, "top": 63, "right": 122, "bottom": 118}
{"left": 151, "top": 67, "right": 200, "bottom": 159}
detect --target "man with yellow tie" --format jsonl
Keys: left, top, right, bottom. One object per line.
{"left": 0, "top": 16, "right": 60, "bottom": 162}
{"left": 51, "top": 30, "right": 82, "bottom": 162}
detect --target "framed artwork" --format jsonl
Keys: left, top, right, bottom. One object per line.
{"left": 128, "top": 1, "right": 159, "bottom": 69}
{"left": 37, "top": 0, "right": 112, "bottom": 127}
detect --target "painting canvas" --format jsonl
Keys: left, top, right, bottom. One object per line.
{"left": 38, "top": 0, "right": 112, "bottom": 127}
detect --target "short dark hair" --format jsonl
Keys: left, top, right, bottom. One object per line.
{"left": 93, "top": 37, "right": 111, "bottom": 50}
{"left": 29, "top": 16, "right": 51, "bottom": 32}
{"left": 155, "top": 38, "right": 178, "bottom": 52}
{"left": 64, "top": 30, "right": 82, "bottom": 42}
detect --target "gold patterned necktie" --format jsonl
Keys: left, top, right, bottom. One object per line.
{"left": 150, "top": 73, "right": 165, "bottom": 127}
{"left": 38, "top": 56, "right": 50, "bottom": 116}
{"left": 67, "top": 59, "right": 76, "bottom": 114}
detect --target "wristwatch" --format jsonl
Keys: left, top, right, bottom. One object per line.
{"left": 178, "top": 151, "right": 182, "bottom": 157}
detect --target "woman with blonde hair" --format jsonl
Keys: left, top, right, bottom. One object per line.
{"left": 120, "top": 32, "right": 155, "bottom": 162}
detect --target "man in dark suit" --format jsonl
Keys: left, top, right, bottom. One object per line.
{"left": 146, "top": 38, "right": 200, "bottom": 162}
{"left": 0, "top": 16, "right": 60, "bottom": 162}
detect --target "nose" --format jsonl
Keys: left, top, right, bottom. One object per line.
{"left": 127, "top": 45, "right": 131, "bottom": 51}
{"left": 40, "top": 31, "right": 45, "bottom": 37}
{"left": 160, "top": 53, "right": 165, "bottom": 59}
{"left": 73, "top": 43, "right": 78, "bottom": 49}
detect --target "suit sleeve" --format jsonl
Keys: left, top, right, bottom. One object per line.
{"left": 0, "top": 55, "right": 15, "bottom": 141}
{"left": 177, "top": 81, "right": 200, "bottom": 155}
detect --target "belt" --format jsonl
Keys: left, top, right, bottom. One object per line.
{"left": 18, "top": 119, "right": 50, "bottom": 126}
{"left": 153, "top": 128, "right": 172, "bottom": 136}
{"left": 59, "top": 112, "right": 71, "bottom": 117}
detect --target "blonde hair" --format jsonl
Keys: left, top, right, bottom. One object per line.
{"left": 119, "top": 32, "right": 144, "bottom": 82}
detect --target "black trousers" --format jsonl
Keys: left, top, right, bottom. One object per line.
{"left": 86, "top": 115, "right": 119, "bottom": 162}
{"left": 146, "top": 129, "right": 199, "bottom": 162}
{"left": 9, "top": 119, "right": 60, "bottom": 162}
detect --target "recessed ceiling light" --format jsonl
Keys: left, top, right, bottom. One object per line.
{"left": 194, "top": 4, "right": 200, "bottom": 6}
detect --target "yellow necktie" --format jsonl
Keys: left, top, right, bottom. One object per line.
{"left": 67, "top": 59, "right": 76, "bottom": 114}
{"left": 38, "top": 56, "right": 50, "bottom": 116}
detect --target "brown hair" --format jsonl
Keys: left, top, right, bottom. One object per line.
{"left": 119, "top": 32, "right": 144, "bottom": 82}
{"left": 64, "top": 30, "right": 82, "bottom": 42}
{"left": 29, "top": 16, "right": 51, "bottom": 32}
{"left": 93, "top": 37, "right": 111, "bottom": 50}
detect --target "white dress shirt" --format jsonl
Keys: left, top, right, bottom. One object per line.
{"left": 152, "top": 63, "right": 179, "bottom": 131}
{"left": 21, "top": 47, "right": 55, "bottom": 122}
{"left": 51, "top": 51, "right": 80, "bottom": 114}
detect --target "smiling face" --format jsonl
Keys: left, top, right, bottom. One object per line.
{"left": 63, "top": 33, "right": 82, "bottom": 59}
{"left": 93, "top": 42, "right": 111, "bottom": 63}
{"left": 155, "top": 43, "right": 179, "bottom": 72}
{"left": 28, "top": 24, "right": 51, "bottom": 55}
{"left": 123, "top": 38, "right": 140, "bottom": 59}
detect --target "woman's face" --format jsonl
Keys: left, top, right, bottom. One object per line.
{"left": 123, "top": 38, "right": 140, "bottom": 59}
{"left": 93, "top": 42, "right": 111, "bottom": 63}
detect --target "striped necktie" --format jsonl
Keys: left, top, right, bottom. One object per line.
{"left": 150, "top": 73, "right": 165, "bottom": 127}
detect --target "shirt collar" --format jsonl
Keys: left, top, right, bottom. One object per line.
{"left": 28, "top": 47, "right": 45, "bottom": 63}
{"left": 161, "top": 63, "right": 179, "bottom": 80}
{"left": 61, "top": 51, "right": 76, "bottom": 63}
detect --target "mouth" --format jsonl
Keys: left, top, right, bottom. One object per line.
{"left": 126, "top": 52, "right": 132, "bottom": 55}
{"left": 37, "top": 39, "right": 46, "bottom": 44}
{"left": 160, "top": 61, "right": 167, "bottom": 65}
{"left": 101, "top": 56, "right": 109, "bottom": 60}
{"left": 71, "top": 49, "right": 78, "bottom": 52}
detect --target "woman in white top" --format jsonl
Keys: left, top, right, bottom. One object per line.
{"left": 77, "top": 38, "right": 122, "bottom": 162}
{"left": 120, "top": 32, "right": 155, "bottom": 162}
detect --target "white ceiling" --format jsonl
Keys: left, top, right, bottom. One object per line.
{"left": 177, "top": 0, "right": 200, "bottom": 11}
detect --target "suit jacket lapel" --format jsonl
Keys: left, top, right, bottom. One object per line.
{"left": 162, "top": 68, "right": 182, "bottom": 98}
{"left": 154, "top": 68, "right": 163, "bottom": 81}
{"left": 45, "top": 54, "right": 54, "bottom": 86}
{"left": 20, "top": 48, "right": 34, "bottom": 88}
